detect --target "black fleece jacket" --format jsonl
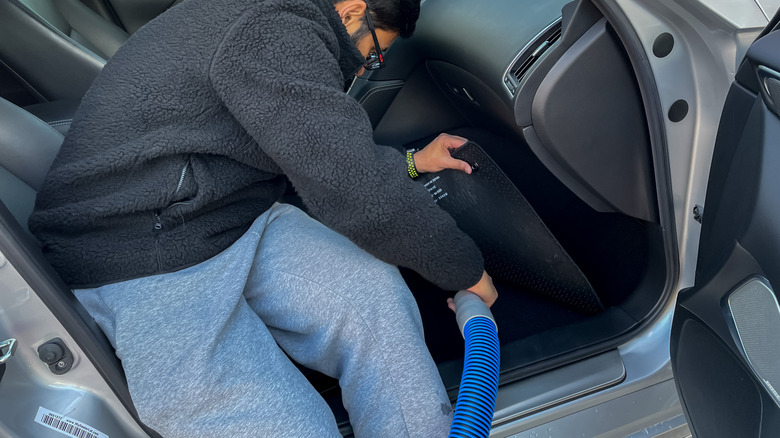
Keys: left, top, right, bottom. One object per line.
{"left": 29, "top": 0, "right": 484, "bottom": 290}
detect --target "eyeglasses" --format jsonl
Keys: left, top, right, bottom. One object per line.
{"left": 363, "top": 6, "right": 384, "bottom": 70}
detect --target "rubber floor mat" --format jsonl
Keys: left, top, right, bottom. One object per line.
{"left": 417, "top": 142, "right": 604, "bottom": 314}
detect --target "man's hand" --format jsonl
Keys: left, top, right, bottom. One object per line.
{"left": 447, "top": 271, "right": 498, "bottom": 312}
{"left": 414, "top": 133, "right": 471, "bottom": 174}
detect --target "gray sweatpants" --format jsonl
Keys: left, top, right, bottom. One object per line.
{"left": 74, "top": 203, "right": 452, "bottom": 437}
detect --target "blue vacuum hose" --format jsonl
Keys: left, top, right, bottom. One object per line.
{"left": 449, "top": 291, "right": 500, "bottom": 438}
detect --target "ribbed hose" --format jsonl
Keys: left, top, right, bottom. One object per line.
{"left": 449, "top": 292, "right": 500, "bottom": 438}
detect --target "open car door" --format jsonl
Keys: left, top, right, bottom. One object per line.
{"left": 670, "top": 14, "right": 780, "bottom": 438}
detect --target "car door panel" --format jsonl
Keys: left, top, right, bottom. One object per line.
{"left": 671, "top": 26, "right": 780, "bottom": 437}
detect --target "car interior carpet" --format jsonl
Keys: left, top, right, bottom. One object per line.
{"left": 406, "top": 270, "right": 590, "bottom": 364}
{"left": 416, "top": 141, "right": 604, "bottom": 315}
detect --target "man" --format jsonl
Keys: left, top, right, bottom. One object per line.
{"left": 29, "top": 0, "right": 497, "bottom": 436}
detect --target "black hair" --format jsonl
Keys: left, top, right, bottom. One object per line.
{"left": 335, "top": 0, "right": 421, "bottom": 39}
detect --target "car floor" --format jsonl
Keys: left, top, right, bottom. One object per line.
{"left": 405, "top": 269, "right": 593, "bottom": 365}
{"left": 399, "top": 127, "right": 657, "bottom": 384}
{"left": 426, "top": 128, "right": 651, "bottom": 308}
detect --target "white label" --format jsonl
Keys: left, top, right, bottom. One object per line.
{"left": 424, "top": 176, "right": 449, "bottom": 203}
{"left": 34, "top": 406, "right": 109, "bottom": 438}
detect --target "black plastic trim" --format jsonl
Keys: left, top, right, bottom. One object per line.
{"left": 523, "top": 18, "right": 658, "bottom": 222}
{"left": 79, "top": 0, "right": 128, "bottom": 32}
{"left": 529, "top": 0, "right": 680, "bottom": 367}
{"left": 349, "top": 78, "right": 405, "bottom": 129}
{"left": 0, "top": 0, "right": 105, "bottom": 100}
{"left": 594, "top": 0, "right": 678, "bottom": 301}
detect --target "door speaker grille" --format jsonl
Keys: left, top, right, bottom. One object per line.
{"left": 727, "top": 278, "right": 780, "bottom": 407}
{"left": 758, "top": 65, "right": 780, "bottom": 116}
{"left": 765, "top": 76, "right": 780, "bottom": 109}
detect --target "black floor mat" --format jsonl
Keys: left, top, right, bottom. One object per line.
{"left": 408, "top": 128, "right": 650, "bottom": 309}
{"left": 416, "top": 142, "right": 603, "bottom": 314}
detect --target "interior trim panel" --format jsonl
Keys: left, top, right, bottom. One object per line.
{"left": 0, "top": 0, "right": 105, "bottom": 101}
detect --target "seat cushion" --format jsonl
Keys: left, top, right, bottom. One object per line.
{"left": 24, "top": 99, "right": 80, "bottom": 135}
{"left": 0, "top": 97, "right": 63, "bottom": 191}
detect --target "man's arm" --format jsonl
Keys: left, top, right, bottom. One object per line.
{"left": 209, "top": 5, "right": 485, "bottom": 291}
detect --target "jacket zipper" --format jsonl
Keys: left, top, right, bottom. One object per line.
{"left": 155, "top": 159, "right": 191, "bottom": 231}
{"left": 174, "top": 160, "right": 190, "bottom": 197}
{"left": 154, "top": 212, "right": 163, "bottom": 230}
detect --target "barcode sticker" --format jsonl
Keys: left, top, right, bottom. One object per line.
{"left": 34, "top": 406, "right": 109, "bottom": 438}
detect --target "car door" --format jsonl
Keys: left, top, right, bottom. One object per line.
{"left": 670, "top": 13, "right": 780, "bottom": 438}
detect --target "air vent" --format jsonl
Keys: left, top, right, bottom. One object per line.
{"left": 503, "top": 20, "right": 563, "bottom": 96}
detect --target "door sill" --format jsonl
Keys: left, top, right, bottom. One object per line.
{"left": 492, "top": 349, "right": 625, "bottom": 427}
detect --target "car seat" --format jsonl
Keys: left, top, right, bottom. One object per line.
{"left": 0, "top": 0, "right": 129, "bottom": 134}
{"left": 0, "top": 0, "right": 128, "bottom": 101}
